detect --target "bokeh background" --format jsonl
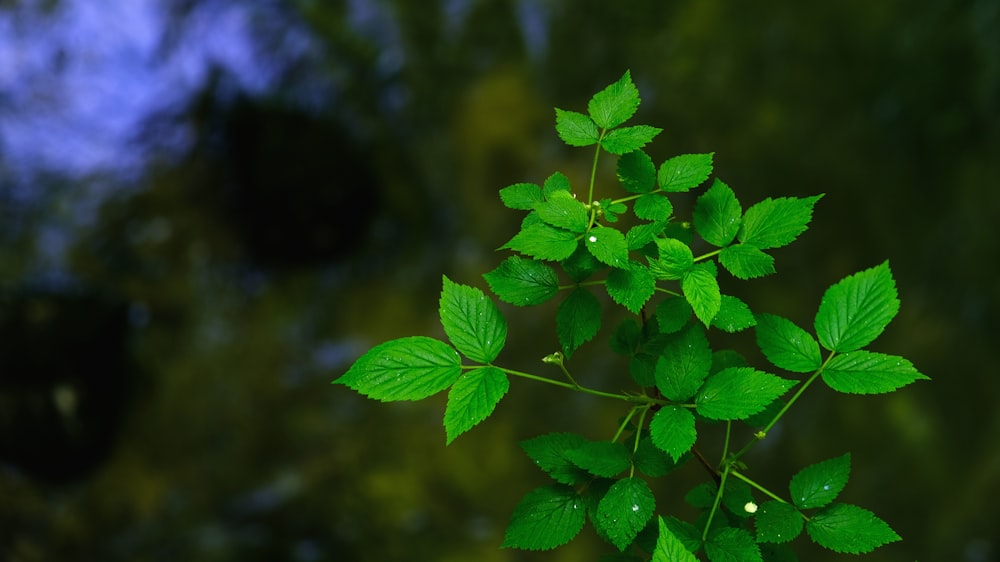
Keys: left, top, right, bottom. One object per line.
{"left": 1, "top": 1, "right": 998, "bottom": 560}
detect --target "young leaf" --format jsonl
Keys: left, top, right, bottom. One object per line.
{"left": 650, "top": 237, "right": 693, "bottom": 280}
{"left": 586, "top": 226, "right": 630, "bottom": 268}
{"left": 502, "top": 484, "right": 586, "bottom": 551}
{"left": 719, "top": 243, "right": 776, "bottom": 280}
{"left": 557, "top": 288, "right": 602, "bottom": 357}
{"left": 738, "top": 195, "right": 823, "bottom": 249}
{"left": 821, "top": 350, "right": 929, "bottom": 394}
{"left": 652, "top": 516, "right": 699, "bottom": 562}
{"left": 754, "top": 500, "right": 803, "bottom": 544}
{"left": 602, "top": 125, "right": 663, "bottom": 155}
{"left": 484, "top": 255, "right": 560, "bottom": 306}
{"left": 606, "top": 263, "right": 656, "bottom": 314}
{"left": 695, "top": 367, "right": 796, "bottom": 421}
{"left": 555, "top": 108, "right": 599, "bottom": 147}
{"left": 693, "top": 179, "right": 742, "bottom": 247}
{"left": 789, "top": 453, "right": 850, "bottom": 510}
{"left": 500, "top": 182, "right": 543, "bottom": 210}
{"left": 502, "top": 222, "right": 579, "bottom": 261}
{"left": 805, "top": 503, "right": 900, "bottom": 554}
{"left": 587, "top": 70, "right": 640, "bottom": 129}
{"left": 596, "top": 477, "right": 656, "bottom": 551}
{"left": 335, "top": 336, "right": 461, "bottom": 401}
{"left": 754, "top": 313, "right": 822, "bottom": 373}
{"left": 535, "top": 189, "right": 589, "bottom": 233}
{"left": 444, "top": 366, "right": 509, "bottom": 444}
{"left": 618, "top": 149, "right": 657, "bottom": 194}
{"left": 520, "top": 432, "right": 590, "bottom": 485}
{"left": 682, "top": 263, "right": 721, "bottom": 327}
{"left": 658, "top": 153, "right": 714, "bottom": 192}
{"left": 655, "top": 324, "right": 712, "bottom": 401}
{"left": 543, "top": 170, "right": 572, "bottom": 196}
{"left": 705, "top": 527, "right": 761, "bottom": 562}
{"left": 711, "top": 295, "right": 756, "bottom": 333}
{"left": 655, "top": 297, "right": 693, "bottom": 335}
{"left": 565, "top": 441, "right": 631, "bottom": 478}
{"left": 635, "top": 193, "right": 674, "bottom": 221}
{"left": 649, "top": 406, "right": 697, "bottom": 463}
{"left": 440, "top": 276, "right": 508, "bottom": 363}
{"left": 814, "top": 261, "right": 900, "bottom": 353}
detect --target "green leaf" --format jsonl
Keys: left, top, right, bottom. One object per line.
{"left": 755, "top": 501, "right": 803, "bottom": 544}
{"left": 557, "top": 288, "right": 602, "bottom": 357}
{"left": 483, "top": 256, "right": 559, "bottom": 307}
{"left": 502, "top": 484, "right": 586, "bottom": 551}
{"left": 649, "top": 406, "right": 697, "bottom": 462}
{"left": 596, "top": 477, "right": 656, "bottom": 551}
{"left": 502, "top": 222, "right": 579, "bottom": 261}
{"left": 658, "top": 153, "right": 714, "bottom": 192}
{"left": 814, "top": 261, "right": 900, "bottom": 352}
{"left": 805, "top": 503, "right": 900, "bottom": 554}
{"left": 655, "top": 324, "right": 712, "bottom": 401}
{"left": 696, "top": 367, "right": 796, "bottom": 420}
{"left": 520, "top": 432, "right": 590, "bottom": 485}
{"left": 738, "top": 195, "right": 822, "bottom": 250}
{"left": 444, "top": 366, "right": 509, "bottom": 444}
{"left": 565, "top": 441, "right": 631, "bottom": 478}
{"left": 500, "top": 182, "right": 543, "bottom": 210}
{"left": 754, "top": 313, "right": 822, "bottom": 373}
{"left": 683, "top": 262, "right": 721, "bottom": 327}
{"left": 587, "top": 70, "right": 641, "bottom": 129}
{"left": 543, "top": 171, "right": 572, "bottom": 197}
{"left": 712, "top": 295, "right": 756, "bottom": 333}
{"left": 602, "top": 125, "right": 663, "bottom": 155}
{"left": 600, "top": 199, "right": 628, "bottom": 222}
{"left": 655, "top": 297, "right": 693, "bottom": 334}
{"left": 650, "top": 237, "right": 693, "bottom": 280}
{"left": 439, "top": 276, "right": 508, "bottom": 363}
{"left": 705, "top": 527, "right": 762, "bottom": 562}
{"left": 789, "top": 453, "right": 850, "bottom": 510}
{"left": 606, "top": 263, "right": 656, "bottom": 314}
{"left": 822, "top": 351, "right": 929, "bottom": 394}
{"left": 635, "top": 193, "right": 674, "bottom": 221}
{"left": 618, "top": 150, "right": 657, "bottom": 193}
{"left": 611, "top": 317, "right": 642, "bottom": 355}
{"left": 335, "top": 336, "right": 461, "bottom": 401}
{"left": 719, "top": 244, "right": 775, "bottom": 280}
{"left": 652, "top": 516, "right": 700, "bottom": 562}
{"left": 627, "top": 220, "right": 666, "bottom": 250}
{"left": 586, "top": 226, "right": 630, "bottom": 268}
{"left": 694, "top": 179, "right": 742, "bottom": 247}
{"left": 535, "top": 189, "right": 589, "bottom": 233}
{"left": 555, "top": 108, "right": 599, "bottom": 147}
{"left": 562, "top": 242, "right": 604, "bottom": 282}
{"left": 634, "top": 436, "right": 685, "bottom": 478}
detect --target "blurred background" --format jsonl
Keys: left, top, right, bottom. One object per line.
{"left": 1, "top": 0, "right": 998, "bottom": 560}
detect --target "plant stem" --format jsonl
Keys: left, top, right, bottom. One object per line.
{"left": 498, "top": 366, "right": 653, "bottom": 403}
{"left": 702, "top": 464, "right": 731, "bottom": 541}
{"left": 587, "top": 129, "right": 606, "bottom": 206}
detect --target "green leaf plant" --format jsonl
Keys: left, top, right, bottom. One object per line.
{"left": 335, "top": 71, "right": 929, "bottom": 561}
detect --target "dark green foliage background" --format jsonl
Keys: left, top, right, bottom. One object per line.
{"left": 1, "top": 1, "right": 997, "bottom": 561}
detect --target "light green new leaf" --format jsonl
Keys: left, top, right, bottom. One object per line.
{"left": 535, "top": 189, "right": 589, "bottom": 233}
{"left": 755, "top": 313, "right": 822, "bottom": 373}
{"left": 682, "top": 263, "right": 721, "bottom": 327}
{"left": 635, "top": 193, "right": 674, "bottom": 221}
{"left": 618, "top": 149, "right": 657, "bottom": 193}
{"left": 585, "top": 226, "right": 630, "bottom": 268}
{"left": 790, "top": 453, "right": 850, "bottom": 510}
{"left": 805, "top": 503, "right": 900, "bottom": 554}
{"left": 555, "top": 108, "right": 599, "bottom": 147}
{"left": 712, "top": 295, "right": 756, "bottom": 333}
{"left": 655, "top": 324, "right": 712, "bottom": 401}
{"left": 444, "top": 366, "right": 509, "bottom": 444}
{"left": 650, "top": 237, "right": 692, "bottom": 280}
{"left": 823, "top": 350, "right": 928, "bottom": 394}
{"left": 814, "top": 261, "right": 900, "bottom": 352}
{"left": 719, "top": 243, "right": 775, "bottom": 279}
{"left": 440, "top": 276, "right": 508, "bottom": 363}
{"left": 564, "top": 441, "right": 631, "bottom": 478}
{"left": 484, "top": 255, "right": 559, "bottom": 306}
{"left": 601, "top": 125, "right": 662, "bottom": 155}
{"left": 652, "top": 517, "right": 699, "bottom": 562}
{"left": 587, "top": 70, "right": 640, "bottom": 129}
{"left": 649, "top": 406, "right": 696, "bottom": 463}
{"left": 520, "top": 432, "right": 589, "bottom": 485}
{"left": 694, "top": 179, "right": 742, "bottom": 247}
{"left": 696, "top": 367, "right": 796, "bottom": 420}
{"left": 557, "top": 288, "right": 602, "bottom": 357}
{"left": 738, "top": 194, "right": 822, "bottom": 249}
{"left": 658, "top": 153, "right": 714, "bottom": 192}
{"left": 755, "top": 500, "right": 803, "bottom": 544}
{"left": 335, "top": 336, "right": 461, "bottom": 401}
{"left": 502, "top": 484, "right": 586, "bottom": 551}
{"left": 705, "top": 527, "right": 762, "bottom": 562}
{"left": 596, "top": 477, "right": 656, "bottom": 551}
{"left": 499, "top": 182, "right": 543, "bottom": 210}
{"left": 502, "top": 222, "right": 579, "bottom": 261}
{"left": 606, "top": 263, "right": 656, "bottom": 314}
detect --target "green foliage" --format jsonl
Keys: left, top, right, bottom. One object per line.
{"left": 334, "top": 71, "right": 927, "bottom": 560}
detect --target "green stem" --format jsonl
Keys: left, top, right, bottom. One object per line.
{"left": 587, "top": 129, "right": 606, "bottom": 206}
{"left": 498, "top": 367, "right": 647, "bottom": 403}
{"left": 702, "top": 464, "right": 731, "bottom": 541}
{"left": 612, "top": 406, "right": 639, "bottom": 443}
{"left": 729, "top": 470, "right": 811, "bottom": 522}
{"left": 694, "top": 248, "right": 722, "bottom": 262}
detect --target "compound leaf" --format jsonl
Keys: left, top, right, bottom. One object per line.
{"left": 588, "top": 70, "right": 640, "bottom": 129}
{"left": 484, "top": 255, "right": 560, "bottom": 307}
{"left": 535, "top": 189, "right": 589, "bottom": 233}
{"left": 557, "top": 288, "right": 602, "bottom": 357}
{"left": 719, "top": 244, "right": 776, "bottom": 280}
{"left": 755, "top": 501, "right": 803, "bottom": 544}
{"left": 649, "top": 406, "right": 697, "bottom": 463}
{"left": 712, "top": 295, "right": 756, "bottom": 333}
{"left": 814, "top": 261, "right": 900, "bottom": 352}
{"left": 789, "top": 453, "right": 850, "bottom": 510}
{"left": 502, "top": 222, "right": 579, "bottom": 261}
{"left": 606, "top": 263, "right": 656, "bottom": 314}
{"left": 555, "top": 108, "right": 599, "bottom": 147}
{"left": 822, "top": 351, "right": 929, "bottom": 394}
{"left": 444, "top": 366, "right": 509, "bottom": 443}
{"left": 335, "top": 336, "right": 461, "bottom": 401}
{"left": 520, "top": 432, "right": 590, "bottom": 485}
{"left": 602, "top": 125, "right": 663, "bottom": 155}
{"left": 805, "top": 503, "right": 900, "bottom": 554}
{"left": 565, "top": 441, "right": 630, "bottom": 478}
{"left": 500, "top": 182, "right": 543, "bottom": 210}
{"left": 586, "top": 226, "right": 630, "bottom": 268}
{"left": 705, "top": 527, "right": 761, "bottom": 562}
{"left": 596, "top": 477, "right": 656, "bottom": 551}
{"left": 503, "top": 484, "right": 586, "bottom": 551}
{"left": 440, "top": 276, "right": 507, "bottom": 363}
{"left": 658, "top": 153, "right": 714, "bottom": 192}
{"left": 754, "top": 313, "right": 822, "bottom": 373}
{"left": 696, "top": 367, "right": 795, "bottom": 421}
{"left": 652, "top": 517, "right": 700, "bottom": 562}
{"left": 618, "top": 149, "right": 657, "bottom": 193}
{"left": 683, "top": 262, "right": 722, "bottom": 327}
{"left": 694, "top": 179, "right": 742, "bottom": 247}
{"left": 655, "top": 324, "right": 712, "bottom": 401}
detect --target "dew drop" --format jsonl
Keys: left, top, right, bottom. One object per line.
{"left": 631, "top": 504, "right": 640, "bottom": 512}
{"left": 823, "top": 484, "right": 830, "bottom": 490}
